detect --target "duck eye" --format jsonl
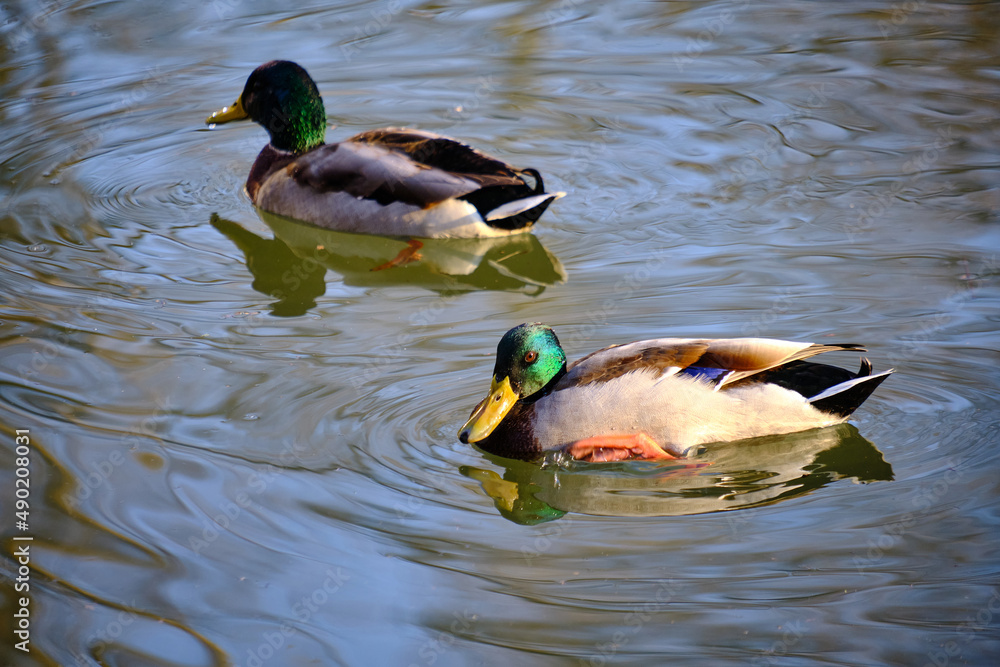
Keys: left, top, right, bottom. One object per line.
{"left": 524, "top": 351, "right": 538, "bottom": 364}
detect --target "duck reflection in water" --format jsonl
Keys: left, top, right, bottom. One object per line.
{"left": 462, "top": 424, "right": 893, "bottom": 525}
{"left": 211, "top": 211, "right": 566, "bottom": 316}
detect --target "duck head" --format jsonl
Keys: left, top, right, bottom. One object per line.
{"left": 459, "top": 323, "right": 567, "bottom": 444}
{"left": 207, "top": 60, "right": 327, "bottom": 153}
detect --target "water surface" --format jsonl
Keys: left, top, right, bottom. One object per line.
{"left": 2, "top": 1, "right": 999, "bottom": 665}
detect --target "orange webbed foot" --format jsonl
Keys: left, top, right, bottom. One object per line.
{"left": 371, "top": 239, "right": 424, "bottom": 271}
{"left": 563, "top": 433, "right": 680, "bottom": 462}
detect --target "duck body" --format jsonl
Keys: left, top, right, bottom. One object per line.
{"left": 208, "top": 61, "right": 562, "bottom": 238}
{"left": 459, "top": 324, "right": 893, "bottom": 462}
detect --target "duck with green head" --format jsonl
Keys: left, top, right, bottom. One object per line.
{"left": 459, "top": 323, "right": 893, "bottom": 462}
{"left": 207, "top": 61, "right": 563, "bottom": 238}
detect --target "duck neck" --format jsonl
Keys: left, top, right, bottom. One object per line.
{"left": 266, "top": 91, "right": 326, "bottom": 154}
{"left": 522, "top": 366, "right": 566, "bottom": 405}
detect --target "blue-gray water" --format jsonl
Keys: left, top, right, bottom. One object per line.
{"left": 1, "top": 1, "right": 999, "bottom": 665}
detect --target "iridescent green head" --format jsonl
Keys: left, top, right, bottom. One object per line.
{"left": 493, "top": 323, "right": 567, "bottom": 398}
{"left": 207, "top": 60, "right": 326, "bottom": 153}
{"left": 459, "top": 323, "right": 567, "bottom": 444}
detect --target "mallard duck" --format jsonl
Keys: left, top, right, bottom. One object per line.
{"left": 206, "top": 60, "right": 564, "bottom": 238}
{"left": 458, "top": 323, "right": 893, "bottom": 462}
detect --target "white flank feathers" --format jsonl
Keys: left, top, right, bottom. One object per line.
{"left": 531, "top": 373, "right": 845, "bottom": 453}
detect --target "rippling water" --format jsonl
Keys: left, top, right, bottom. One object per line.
{"left": 2, "top": 1, "right": 999, "bottom": 665}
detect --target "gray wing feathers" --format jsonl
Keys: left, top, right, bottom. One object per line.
{"left": 559, "top": 337, "right": 863, "bottom": 389}
{"left": 290, "top": 142, "right": 482, "bottom": 208}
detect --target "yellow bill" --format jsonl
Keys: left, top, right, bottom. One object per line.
{"left": 206, "top": 97, "right": 248, "bottom": 125}
{"left": 459, "top": 376, "right": 518, "bottom": 443}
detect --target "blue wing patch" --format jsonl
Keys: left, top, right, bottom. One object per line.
{"left": 677, "top": 366, "right": 732, "bottom": 389}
